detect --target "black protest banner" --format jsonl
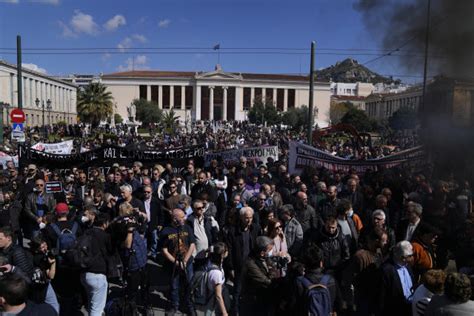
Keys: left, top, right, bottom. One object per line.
{"left": 288, "top": 141, "right": 427, "bottom": 175}
{"left": 19, "top": 144, "right": 206, "bottom": 171}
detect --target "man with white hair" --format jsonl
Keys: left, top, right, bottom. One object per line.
{"left": 223, "top": 206, "right": 259, "bottom": 315}
{"left": 116, "top": 184, "right": 145, "bottom": 216}
{"left": 378, "top": 241, "right": 415, "bottom": 316}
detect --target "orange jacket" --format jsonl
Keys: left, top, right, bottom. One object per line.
{"left": 352, "top": 213, "right": 364, "bottom": 233}
{"left": 411, "top": 240, "right": 433, "bottom": 272}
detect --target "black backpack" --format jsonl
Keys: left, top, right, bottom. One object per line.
{"left": 66, "top": 231, "right": 97, "bottom": 270}
{"left": 190, "top": 264, "right": 221, "bottom": 306}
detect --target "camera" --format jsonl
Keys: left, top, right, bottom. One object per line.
{"left": 270, "top": 255, "right": 289, "bottom": 269}
{"left": 46, "top": 248, "right": 59, "bottom": 259}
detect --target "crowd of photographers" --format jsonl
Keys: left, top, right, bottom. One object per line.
{"left": 0, "top": 131, "right": 473, "bottom": 315}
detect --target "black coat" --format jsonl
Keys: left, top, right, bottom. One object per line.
{"left": 224, "top": 222, "right": 259, "bottom": 273}
{"left": 312, "top": 228, "right": 350, "bottom": 270}
{"left": 377, "top": 259, "right": 415, "bottom": 316}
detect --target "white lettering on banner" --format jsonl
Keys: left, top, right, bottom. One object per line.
{"left": 289, "top": 141, "right": 426, "bottom": 175}
{"left": 31, "top": 140, "right": 74, "bottom": 155}
{"left": 204, "top": 146, "right": 279, "bottom": 166}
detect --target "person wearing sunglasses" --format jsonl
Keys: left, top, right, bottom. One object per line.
{"left": 24, "top": 179, "right": 57, "bottom": 238}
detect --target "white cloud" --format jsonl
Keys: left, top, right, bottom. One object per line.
{"left": 58, "top": 21, "right": 76, "bottom": 38}
{"left": 22, "top": 63, "right": 47, "bottom": 74}
{"left": 70, "top": 10, "right": 99, "bottom": 35}
{"left": 117, "top": 34, "right": 147, "bottom": 52}
{"left": 117, "top": 55, "right": 149, "bottom": 72}
{"left": 104, "top": 14, "right": 126, "bottom": 31}
{"left": 158, "top": 19, "right": 171, "bottom": 28}
{"left": 117, "top": 37, "right": 132, "bottom": 52}
{"left": 131, "top": 34, "right": 147, "bottom": 43}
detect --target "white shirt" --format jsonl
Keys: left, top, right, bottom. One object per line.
{"left": 193, "top": 217, "right": 209, "bottom": 259}
{"left": 144, "top": 198, "right": 151, "bottom": 223}
{"left": 405, "top": 219, "right": 420, "bottom": 241}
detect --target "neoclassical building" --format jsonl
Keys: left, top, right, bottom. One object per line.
{"left": 101, "top": 65, "right": 331, "bottom": 124}
{"left": 0, "top": 60, "right": 77, "bottom": 126}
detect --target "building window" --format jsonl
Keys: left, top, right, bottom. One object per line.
{"left": 139, "top": 85, "right": 147, "bottom": 100}
{"left": 288, "top": 89, "right": 295, "bottom": 108}
{"left": 185, "top": 86, "right": 193, "bottom": 109}
{"left": 243, "top": 87, "right": 251, "bottom": 110}
{"left": 151, "top": 85, "right": 159, "bottom": 104}
{"left": 162, "top": 85, "right": 170, "bottom": 109}
{"left": 174, "top": 86, "right": 182, "bottom": 109}
{"left": 277, "top": 89, "right": 284, "bottom": 111}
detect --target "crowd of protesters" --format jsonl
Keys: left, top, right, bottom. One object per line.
{"left": 0, "top": 120, "right": 472, "bottom": 316}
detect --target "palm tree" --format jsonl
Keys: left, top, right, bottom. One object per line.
{"left": 77, "top": 83, "right": 114, "bottom": 127}
{"left": 161, "top": 109, "right": 180, "bottom": 134}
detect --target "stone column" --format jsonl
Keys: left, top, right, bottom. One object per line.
{"left": 273, "top": 89, "right": 277, "bottom": 104}
{"left": 181, "top": 86, "right": 186, "bottom": 110}
{"left": 250, "top": 87, "right": 255, "bottom": 106}
{"left": 158, "top": 86, "right": 163, "bottom": 109}
{"left": 209, "top": 86, "right": 214, "bottom": 120}
{"left": 223, "top": 86, "right": 228, "bottom": 121}
{"left": 147, "top": 85, "right": 151, "bottom": 101}
{"left": 170, "top": 86, "right": 174, "bottom": 109}
{"left": 195, "top": 86, "right": 201, "bottom": 120}
{"left": 235, "top": 87, "right": 242, "bottom": 120}
{"left": 284, "top": 89, "right": 288, "bottom": 111}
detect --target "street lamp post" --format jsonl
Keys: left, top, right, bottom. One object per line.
{"left": 35, "top": 98, "right": 51, "bottom": 139}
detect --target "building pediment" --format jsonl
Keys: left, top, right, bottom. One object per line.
{"left": 195, "top": 69, "right": 242, "bottom": 81}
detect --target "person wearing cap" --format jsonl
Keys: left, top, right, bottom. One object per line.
{"left": 24, "top": 178, "right": 57, "bottom": 238}
{"left": 377, "top": 241, "right": 416, "bottom": 316}
{"left": 43, "top": 202, "right": 83, "bottom": 316}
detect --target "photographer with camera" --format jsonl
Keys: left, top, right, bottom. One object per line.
{"left": 116, "top": 185, "right": 147, "bottom": 234}
{"left": 29, "top": 235, "right": 59, "bottom": 314}
{"left": 113, "top": 201, "right": 150, "bottom": 312}
{"left": 161, "top": 208, "right": 196, "bottom": 316}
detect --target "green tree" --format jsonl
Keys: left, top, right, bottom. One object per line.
{"left": 248, "top": 96, "right": 280, "bottom": 125}
{"left": 77, "top": 83, "right": 114, "bottom": 127}
{"left": 341, "top": 107, "right": 378, "bottom": 132}
{"left": 330, "top": 101, "right": 355, "bottom": 124}
{"left": 281, "top": 108, "right": 299, "bottom": 127}
{"left": 133, "top": 99, "right": 162, "bottom": 125}
{"left": 389, "top": 107, "right": 418, "bottom": 130}
{"left": 162, "top": 109, "right": 180, "bottom": 134}
{"left": 114, "top": 113, "right": 123, "bottom": 124}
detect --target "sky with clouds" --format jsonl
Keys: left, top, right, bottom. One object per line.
{"left": 0, "top": 0, "right": 425, "bottom": 82}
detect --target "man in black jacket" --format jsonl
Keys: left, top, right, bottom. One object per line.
{"left": 0, "top": 226, "right": 34, "bottom": 282}
{"left": 377, "top": 241, "right": 415, "bottom": 316}
{"left": 307, "top": 217, "right": 350, "bottom": 272}
{"left": 223, "top": 206, "right": 260, "bottom": 315}
{"left": 80, "top": 213, "right": 113, "bottom": 316}
{"left": 191, "top": 171, "right": 217, "bottom": 203}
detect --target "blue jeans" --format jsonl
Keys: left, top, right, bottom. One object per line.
{"left": 149, "top": 229, "right": 159, "bottom": 258}
{"left": 80, "top": 272, "right": 108, "bottom": 316}
{"left": 45, "top": 283, "right": 60, "bottom": 314}
{"left": 169, "top": 259, "right": 194, "bottom": 311}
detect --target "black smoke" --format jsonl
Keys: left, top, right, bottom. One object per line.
{"left": 354, "top": 0, "right": 474, "bottom": 79}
